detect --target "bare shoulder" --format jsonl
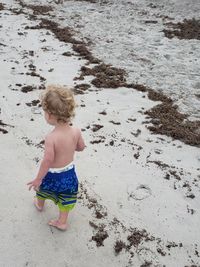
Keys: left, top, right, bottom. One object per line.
{"left": 45, "top": 132, "right": 55, "bottom": 144}
{"left": 71, "top": 126, "right": 81, "bottom": 137}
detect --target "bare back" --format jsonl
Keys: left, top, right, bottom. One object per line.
{"left": 47, "top": 125, "right": 84, "bottom": 168}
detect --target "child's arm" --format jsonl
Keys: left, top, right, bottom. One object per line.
{"left": 76, "top": 129, "right": 85, "bottom": 151}
{"left": 27, "top": 134, "right": 55, "bottom": 191}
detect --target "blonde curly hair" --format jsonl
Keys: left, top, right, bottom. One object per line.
{"left": 41, "top": 85, "right": 76, "bottom": 123}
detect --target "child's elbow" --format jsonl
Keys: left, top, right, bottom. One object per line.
{"left": 76, "top": 144, "right": 85, "bottom": 151}
{"left": 43, "top": 157, "right": 54, "bottom": 166}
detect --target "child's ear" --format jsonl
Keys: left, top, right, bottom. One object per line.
{"left": 49, "top": 113, "right": 54, "bottom": 120}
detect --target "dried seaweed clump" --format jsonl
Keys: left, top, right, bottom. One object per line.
{"left": 80, "top": 63, "right": 126, "bottom": 88}
{"left": 163, "top": 19, "right": 200, "bottom": 40}
{"left": 145, "top": 103, "right": 200, "bottom": 146}
{"left": 0, "top": 3, "right": 4, "bottom": 10}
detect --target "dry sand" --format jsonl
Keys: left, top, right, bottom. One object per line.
{"left": 0, "top": 1, "right": 199, "bottom": 267}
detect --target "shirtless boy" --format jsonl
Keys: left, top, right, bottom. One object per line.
{"left": 27, "top": 85, "right": 85, "bottom": 230}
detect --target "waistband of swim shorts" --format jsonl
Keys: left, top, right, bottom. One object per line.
{"left": 48, "top": 162, "right": 74, "bottom": 173}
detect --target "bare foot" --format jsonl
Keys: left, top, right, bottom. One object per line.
{"left": 34, "top": 198, "right": 43, "bottom": 211}
{"left": 48, "top": 219, "right": 67, "bottom": 231}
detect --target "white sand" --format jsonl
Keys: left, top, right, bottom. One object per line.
{"left": 0, "top": 1, "right": 199, "bottom": 267}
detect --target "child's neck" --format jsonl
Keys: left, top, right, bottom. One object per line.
{"left": 54, "top": 122, "right": 70, "bottom": 129}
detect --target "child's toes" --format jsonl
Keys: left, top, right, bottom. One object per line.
{"left": 56, "top": 223, "right": 67, "bottom": 231}
{"left": 48, "top": 219, "right": 58, "bottom": 226}
{"left": 48, "top": 220, "right": 67, "bottom": 231}
{"left": 34, "top": 198, "right": 43, "bottom": 211}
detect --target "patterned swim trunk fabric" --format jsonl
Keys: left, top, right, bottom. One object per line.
{"left": 36, "top": 163, "right": 78, "bottom": 212}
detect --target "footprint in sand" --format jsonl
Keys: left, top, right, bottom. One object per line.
{"left": 128, "top": 184, "right": 152, "bottom": 200}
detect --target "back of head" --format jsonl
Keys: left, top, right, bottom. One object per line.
{"left": 41, "top": 85, "right": 76, "bottom": 123}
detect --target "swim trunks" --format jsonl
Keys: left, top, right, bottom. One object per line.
{"left": 36, "top": 162, "right": 78, "bottom": 212}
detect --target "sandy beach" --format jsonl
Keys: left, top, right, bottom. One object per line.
{"left": 0, "top": 0, "right": 199, "bottom": 266}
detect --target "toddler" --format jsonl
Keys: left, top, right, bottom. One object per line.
{"left": 27, "top": 85, "right": 85, "bottom": 230}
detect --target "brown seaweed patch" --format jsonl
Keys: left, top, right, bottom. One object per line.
{"left": 115, "top": 228, "right": 157, "bottom": 264}
{"left": 25, "top": 17, "right": 99, "bottom": 64}
{"left": 157, "top": 247, "right": 166, "bottom": 256}
{"left": 169, "top": 170, "right": 181, "bottom": 181}
{"left": 126, "top": 84, "right": 172, "bottom": 103}
{"left": 140, "top": 262, "right": 152, "bottom": 267}
{"left": 75, "top": 0, "right": 97, "bottom": 2}
{"left": 163, "top": 19, "right": 200, "bottom": 40}
{"left": 134, "top": 152, "right": 140, "bottom": 159}
{"left": 114, "top": 240, "right": 127, "bottom": 255}
{"left": 80, "top": 66, "right": 94, "bottom": 76}
{"left": 127, "top": 228, "right": 153, "bottom": 247}
{"left": 26, "top": 100, "right": 40, "bottom": 107}
{"left": 195, "top": 94, "right": 200, "bottom": 99}
{"left": 99, "top": 110, "right": 107, "bottom": 115}
{"left": 91, "top": 124, "right": 104, "bottom": 132}
{"left": 36, "top": 140, "right": 45, "bottom": 149}
{"left": 90, "top": 136, "right": 105, "bottom": 144}
{"left": 0, "top": 128, "right": 8, "bottom": 134}
{"left": 73, "top": 44, "right": 100, "bottom": 63}
{"left": 39, "top": 19, "right": 81, "bottom": 45}
{"left": 144, "top": 20, "right": 158, "bottom": 24}
{"left": 73, "top": 83, "right": 91, "bottom": 95}
{"left": 26, "top": 71, "right": 46, "bottom": 82}
{"left": 62, "top": 52, "right": 73, "bottom": 57}
{"left": 92, "top": 227, "right": 109, "bottom": 247}
{"left": 131, "top": 129, "right": 141, "bottom": 137}
{"left": 19, "top": 1, "right": 53, "bottom": 15}
{"left": 186, "top": 193, "right": 195, "bottom": 199}
{"left": 0, "top": 120, "right": 10, "bottom": 127}
{"left": 25, "top": 18, "right": 80, "bottom": 44}
{"left": 166, "top": 241, "right": 179, "bottom": 250}
{"left": 22, "top": 137, "right": 34, "bottom": 146}
{"left": 0, "top": 120, "right": 14, "bottom": 134}
{"left": 0, "top": 3, "right": 5, "bottom": 10}
{"left": 145, "top": 103, "right": 200, "bottom": 146}
{"left": 28, "top": 63, "right": 36, "bottom": 71}
{"left": 91, "top": 64, "right": 126, "bottom": 88}
{"left": 147, "top": 89, "right": 172, "bottom": 103}
{"left": 89, "top": 221, "right": 98, "bottom": 229}
{"left": 95, "top": 210, "right": 107, "bottom": 219}
{"left": 70, "top": 0, "right": 108, "bottom": 4}
{"left": 109, "top": 120, "right": 121, "bottom": 125}
{"left": 21, "top": 85, "right": 37, "bottom": 93}
{"left": 80, "top": 63, "right": 126, "bottom": 88}
{"left": 125, "top": 83, "right": 148, "bottom": 92}
{"left": 147, "top": 160, "right": 170, "bottom": 170}
{"left": 79, "top": 183, "right": 107, "bottom": 219}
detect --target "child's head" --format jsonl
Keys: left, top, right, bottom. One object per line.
{"left": 41, "top": 85, "right": 75, "bottom": 123}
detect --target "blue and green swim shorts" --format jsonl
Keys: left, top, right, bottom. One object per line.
{"left": 36, "top": 162, "right": 78, "bottom": 212}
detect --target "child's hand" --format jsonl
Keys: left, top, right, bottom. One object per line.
{"left": 27, "top": 178, "right": 42, "bottom": 191}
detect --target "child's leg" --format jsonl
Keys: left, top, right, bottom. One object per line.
{"left": 48, "top": 211, "right": 68, "bottom": 230}
{"left": 48, "top": 203, "right": 69, "bottom": 230}
{"left": 34, "top": 197, "right": 45, "bottom": 211}
{"left": 48, "top": 193, "right": 76, "bottom": 230}
{"left": 58, "top": 210, "right": 69, "bottom": 225}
